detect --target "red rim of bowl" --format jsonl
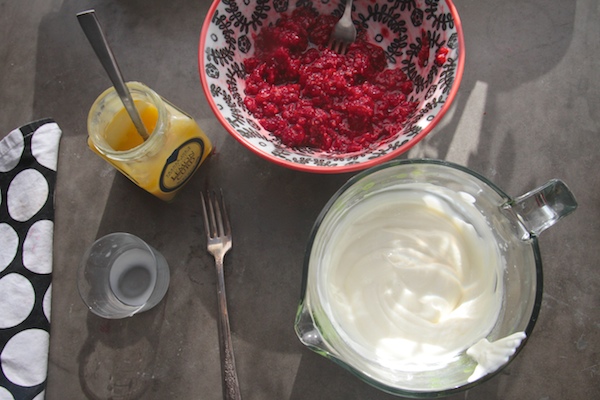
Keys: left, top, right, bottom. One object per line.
{"left": 198, "top": 0, "right": 465, "bottom": 174}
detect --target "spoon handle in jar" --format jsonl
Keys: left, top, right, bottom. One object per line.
{"left": 77, "top": 9, "right": 149, "bottom": 140}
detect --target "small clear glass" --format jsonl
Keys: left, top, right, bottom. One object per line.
{"left": 78, "top": 233, "right": 170, "bottom": 319}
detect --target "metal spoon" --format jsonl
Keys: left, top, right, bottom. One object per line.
{"left": 77, "top": 9, "right": 149, "bottom": 140}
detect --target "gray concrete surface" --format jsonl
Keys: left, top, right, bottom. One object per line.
{"left": 1, "top": 0, "right": 598, "bottom": 399}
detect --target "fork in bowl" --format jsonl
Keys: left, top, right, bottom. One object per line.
{"left": 328, "top": 0, "right": 356, "bottom": 54}
{"left": 201, "top": 189, "right": 242, "bottom": 400}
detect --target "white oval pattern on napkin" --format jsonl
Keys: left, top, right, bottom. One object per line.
{"left": 7, "top": 169, "right": 49, "bottom": 223}
{"left": 2, "top": 329, "right": 50, "bottom": 387}
{"left": 0, "top": 224, "right": 18, "bottom": 272}
{"left": 0, "top": 119, "right": 61, "bottom": 400}
{"left": 23, "top": 220, "right": 54, "bottom": 275}
{"left": 0, "top": 274, "right": 35, "bottom": 329}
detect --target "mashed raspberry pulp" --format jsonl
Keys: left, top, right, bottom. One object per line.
{"left": 243, "top": 7, "right": 419, "bottom": 153}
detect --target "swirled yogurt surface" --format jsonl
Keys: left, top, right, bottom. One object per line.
{"left": 321, "top": 183, "right": 506, "bottom": 369}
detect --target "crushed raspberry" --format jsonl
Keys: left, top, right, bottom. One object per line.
{"left": 435, "top": 46, "right": 449, "bottom": 66}
{"left": 309, "top": 15, "right": 338, "bottom": 46}
{"left": 243, "top": 7, "right": 418, "bottom": 153}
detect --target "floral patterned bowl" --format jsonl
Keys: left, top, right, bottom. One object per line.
{"left": 199, "top": 0, "right": 464, "bottom": 173}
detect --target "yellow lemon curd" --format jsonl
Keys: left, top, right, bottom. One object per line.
{"left": 88, "top": 92, "right": 212, "bottom": 202}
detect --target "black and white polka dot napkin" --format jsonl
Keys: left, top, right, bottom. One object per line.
{"left": 0, "top": 119, "right": 62, "bottom": 400}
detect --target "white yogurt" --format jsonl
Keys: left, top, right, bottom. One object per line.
{"left": 321, "top": 183, "right": 512, "bottom": 370}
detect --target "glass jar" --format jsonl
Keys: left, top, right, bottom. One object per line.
{"left": 87, "top": 81, "right": 212, "bottom": 201}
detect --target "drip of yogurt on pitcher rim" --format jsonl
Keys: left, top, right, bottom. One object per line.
{"left": 466, "top": 331, "right": 527, "bottom": 382}
{"left": 321, "top": 183, "right": 525, "bottom": 377}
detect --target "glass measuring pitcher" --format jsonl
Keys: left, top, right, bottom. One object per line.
{"left": 295, "top": 159, "right": 577, "bottom": 397}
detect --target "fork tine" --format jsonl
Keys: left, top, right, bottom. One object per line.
{"left": 210, "top": 191, "right": 221, "bottom": 237}
{"left": 328, "top": 37, "right": 337, "bottom": 52}
{"left": 201, "top": 192, "right": 212, "bottom": 237}
{"left": 202, "top": 190, "right": 231, "bottom": 239}
{"left": 328, "top": 38, "right": 348, "bottom": 55}
{"left": 212, "top": 190, "right": 225, "bottom": 237}
{"left": 218, "top": 189, "right": 231, "bottom": 237}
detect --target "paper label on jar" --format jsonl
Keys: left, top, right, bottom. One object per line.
{"left": 159, "top": 138, "right": 205, "bottom": 192}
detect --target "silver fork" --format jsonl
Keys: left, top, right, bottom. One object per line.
{"left": 328, "top": 0, "right": 356, "bottom": 54}
{"left": 201, "top": 189, "right": 242, "bottom": 400}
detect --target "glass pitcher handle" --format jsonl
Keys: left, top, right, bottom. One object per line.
{"left": 506, "top": 179, "right": 578, "bottom": 237}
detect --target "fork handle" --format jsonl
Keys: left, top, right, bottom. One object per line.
{"left": 342, "top": 0, "right": 353, "bottom": 18}
{"left": 215, "top": 258, "right": 242, "bottom": 400}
